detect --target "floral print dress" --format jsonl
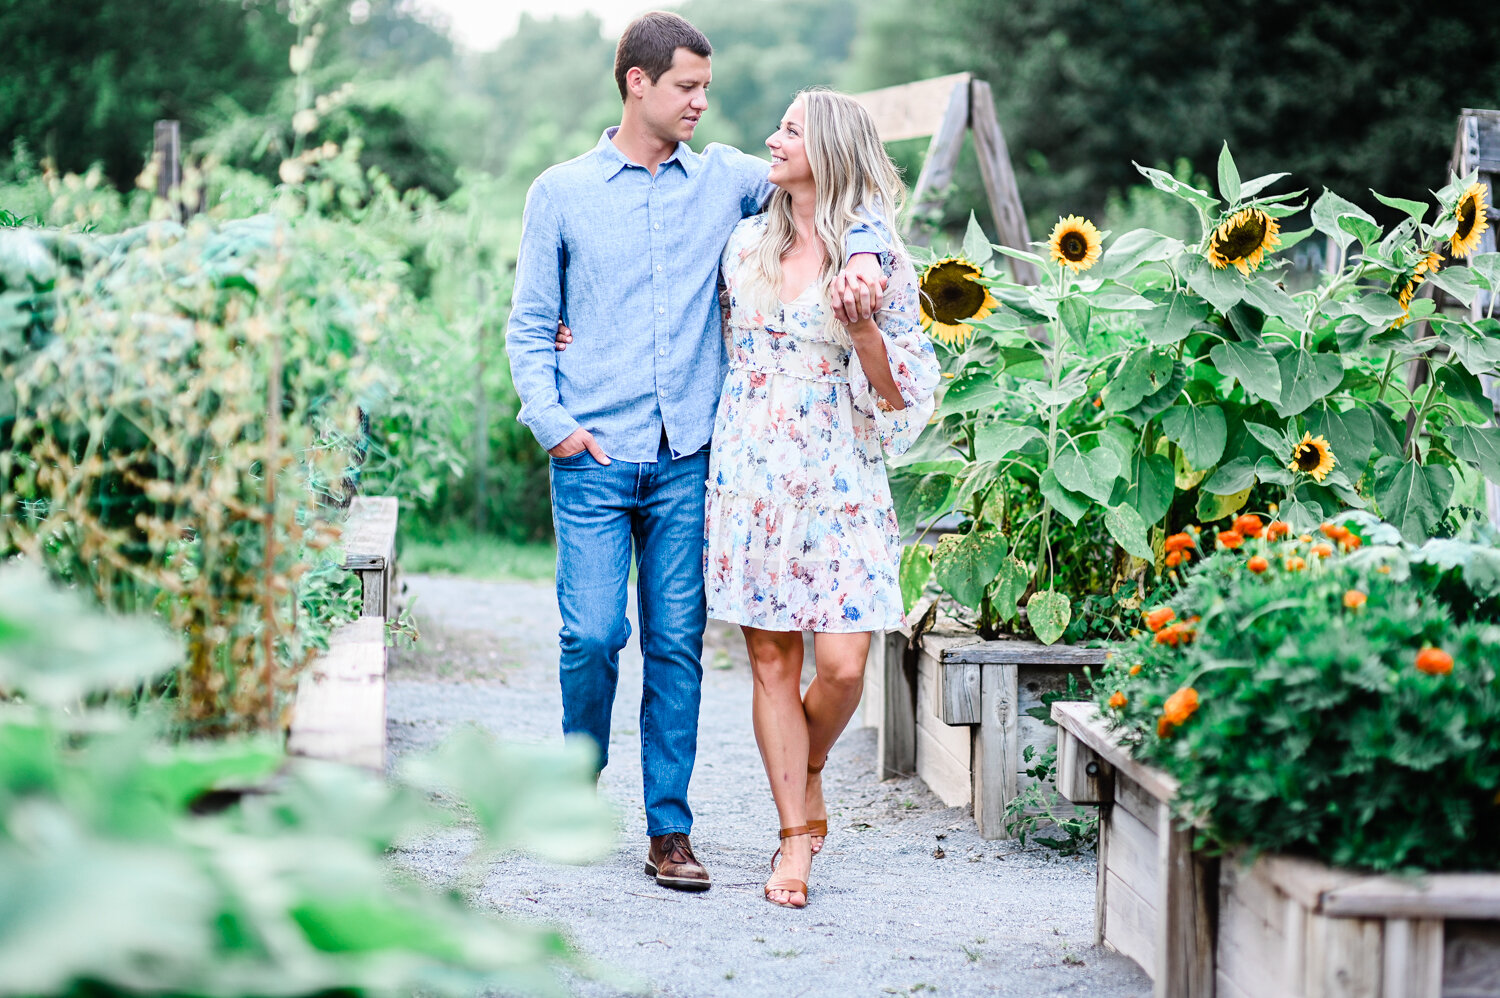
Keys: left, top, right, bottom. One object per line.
{"left": 704, "top": 214, "right": 940, "bottom": 632}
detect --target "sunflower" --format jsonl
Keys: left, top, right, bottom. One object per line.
{"left": 1207, "top": 207, "right": 1281, "bottom": 276}
{"left": 918, "top": 257, "right": 997, "bottom": 348}
{"left": 1047, "top": 215, "right": 1103, "bottom": 272}
{"left": 1288, "top": 432, "right": 1336, "bottom": 483}
{"left": 1391, "top": 251, "right": 1440, "bottom": 328}
{"left": 1449, "top": 182, "right": 1491, "bottom": 259}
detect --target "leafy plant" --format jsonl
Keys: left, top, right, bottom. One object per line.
{"left": 1094, "top": 511, "right": 1500, "bottom": 872}
{"left": 0, "top": 559, "right": 615, "bottom": 997}
{"left": 896, "top": 147, "right": 1500, "bottom": 645}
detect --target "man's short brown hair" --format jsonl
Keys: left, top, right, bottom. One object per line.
{"left": 614, "top": 12, "right": 712, "bottom": 102}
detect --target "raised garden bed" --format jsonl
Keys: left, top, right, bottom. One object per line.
{"left": 1052, "top": 700, "right": 1500, "bottom": 998}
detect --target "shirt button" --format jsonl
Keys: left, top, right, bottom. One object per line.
{"left": 653, "top": 223, "right": 661, "bottom": 230}
{"left": 659, "top": 347, "right": 666, "bottom": 356}
{"left": 658, "top": 305, "right": 665, "bottom": 314}
{"left": 656, "top": 264, "right": 663, "bottom": 273}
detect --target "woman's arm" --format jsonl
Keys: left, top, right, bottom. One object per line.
{"left": 846, "top": 317, "right": 906, "bottom": 410}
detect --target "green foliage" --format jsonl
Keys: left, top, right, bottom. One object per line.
{"left": 896, "top": 155, "right": 1500, "bottom": 645}
{"left": 1002, "top": 743, "right": 1099, "bottom": 855}
{"left": 1095, "top": 513, "right": 1500, "bottom": 872}
{"left": 0, "top": 561, "right": 614, "bottom": 997}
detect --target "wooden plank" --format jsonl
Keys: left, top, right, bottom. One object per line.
{"left": 940, "top": 658, "right": 981, "bottom": 725}
{"left": 1156, "top": 804, "right": 1216, "bottom": 998}
{"left": 1106, "top": 866, "right": 1158, "bottom": 975}
{"left": 1052, "top": 701, "right": 1180, "bottom": 803}
{"left": 1056, "top": 725, "right": 1111, "bottom": 805}
{"left": 341, "top": 495, "right": 398, "bottom": 569}
{"left": 971, "top": 661, "right": 1017, "bottom": 838}
{"left": 1321, "top": 876, "right": 1500, "bottom": 920}
{"left": 1381, "top": 918, "right": 1443, "bottom": 998}
{"left": 1115, "top": 769, "right": 1165, "bottom": 829}
{"left": 915, "top": 721, "right": 971, "bottom": 806}
{"left": 968, "top": 80, "right": 1037, "bottom": 285}
{"left": 948, "top": 642, "right": 1113, "bottom": 666}
{"left": 917, "top": 637, "right": 973, "bottom": 803}
{"left": 1096, "top": 800, "right": 1111, "bottom": 945}
{"left": 288, "top": 618, "right": 387, "bottom": 771}
{"left": 880, "top": 630, "right": 917, "bottom": 779}
{"left": 1216, "top": 971, "right": 1253, "bottom": 998}
{"left": 1256, "top": 853, "right": 1366, "bottom": 913}
{"left": 1217, "top": 860, "right": 1296, "bottom": 998}
{"left": 1304, "top": 913, "right": 1383, "bottom": 998}
{"left": 853, "top": 72, "right": 973, "bottom": 144}
{"left": 1444, "top": 920, "right": 1500, "bottom": 997}
{"left": 861, "top": 628, "right": 887, "bottom": 731}
{"left": 906, "top": 79, "right": 971, "bottom": 244}
{"left": 1107, "top": 795, "right": 1162, "bottom": 907}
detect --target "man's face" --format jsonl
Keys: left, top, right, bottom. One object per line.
{"left": 637, "top": 48, "right": 711, "bottom": 146}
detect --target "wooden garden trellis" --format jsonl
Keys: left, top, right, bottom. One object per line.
{"left": 852, "top": 73, "right": 1037, "bottom": 284}
{"left": 1449, "top": 109, "right": 1500, "bottom": 524}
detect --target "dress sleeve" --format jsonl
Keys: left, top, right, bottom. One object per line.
{"left": 848, "top": 250, "right": 940, "bottom": 457}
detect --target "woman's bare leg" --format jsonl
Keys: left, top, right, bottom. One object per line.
{"left": 802, "top": 631, "right": 871, "bottom": 853}
{"left": 742, "top": 625, "right": 813, "bottom": 906}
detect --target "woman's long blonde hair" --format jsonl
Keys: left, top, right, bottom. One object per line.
{"left": 745, "top": 89, "right": 906, "bottom": 329}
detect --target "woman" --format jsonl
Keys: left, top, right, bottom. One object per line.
{"left": 706, "top": 89, "right": 938, "bottom": 908}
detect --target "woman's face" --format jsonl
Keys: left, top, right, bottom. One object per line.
{"left": 765, "top": 99, "right": 812, "bottom": 189}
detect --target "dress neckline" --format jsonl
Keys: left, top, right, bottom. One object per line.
{"left": 777, "top": 281, "right": 817, "bottom": 307}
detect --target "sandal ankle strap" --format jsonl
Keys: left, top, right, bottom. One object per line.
{"left": 779, "top": 825, "right": 811, "bottom": 839}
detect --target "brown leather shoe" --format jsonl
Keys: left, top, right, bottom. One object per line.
{"left": 645, "top": 833, "right": 711, "bottom": 891}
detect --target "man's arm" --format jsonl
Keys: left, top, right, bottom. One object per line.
{"left": 504, "top": 180, "right": 605, "bottom": 461}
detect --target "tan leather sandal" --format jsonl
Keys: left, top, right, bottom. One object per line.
{"left": 765, "top": 824, "right": 810, "bottom": 908}
{"left": 807, "top": 761, "right": 828, "bottom": 854}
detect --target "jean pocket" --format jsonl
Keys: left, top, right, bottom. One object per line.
{"left": 550, "top": 450, "right": 595, "bottom": 468}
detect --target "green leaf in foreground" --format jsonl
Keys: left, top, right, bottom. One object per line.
{"left": 1026, "top": 590, "right": 1071, "bottom": 645}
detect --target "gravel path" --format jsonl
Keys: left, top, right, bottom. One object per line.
{"left": 387, "top": 574, "right": 1150, "bottom": 997}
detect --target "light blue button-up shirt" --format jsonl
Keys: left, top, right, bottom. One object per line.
{"left": 505, "top": 127, "right": 886, "bottom": 463}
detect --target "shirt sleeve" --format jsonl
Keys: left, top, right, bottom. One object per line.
{"left": 503, "top": 178, "right": 580, "bottom": 451}
{"left": 847, "top": 250, "right": 941, "bottom": 457}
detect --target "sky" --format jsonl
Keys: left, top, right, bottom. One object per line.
{"left": 412, "top": 0, "right": 663, "bottom": 51}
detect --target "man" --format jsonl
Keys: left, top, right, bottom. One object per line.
{"left": 504, "top": 11, "right": 887, "bottom": 892}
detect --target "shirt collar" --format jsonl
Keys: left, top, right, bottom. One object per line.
{"left": 595, "top": 127, "right": 698, "bottom": 181}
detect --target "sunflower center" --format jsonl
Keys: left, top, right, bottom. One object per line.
{"left": 1215, "top": 212, "right": 1268, "bottom": 261}
{"left": 1294, "top": 443, "right": 1322, "bottom": 472}
{"left": 1058, "top": 233, "right": 1087, "bottom": 261}
{"left": 1456, "top": 197, "right": 1477, "bottom": 239}
{"left": 922, "top": 262, "right": 988, "bottom": 324}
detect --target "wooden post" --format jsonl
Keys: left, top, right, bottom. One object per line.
{"left": 153, "top": 120, "right": 183, "bottom": 222}
{"left": 970, "top": 661, "right": 1018, "bottom": 838}
{"left": 879, "top": 630, "right": 917, "bottom": 779}
{"left": 1449, "top": 109, "right": 1500, "bottom": 524}
{"left": 853, "top": 74, "right": 1036, "bottom": 281}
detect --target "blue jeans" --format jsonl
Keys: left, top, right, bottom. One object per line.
{"left": 549, "top": 436, "right": 708, "bottom": 837}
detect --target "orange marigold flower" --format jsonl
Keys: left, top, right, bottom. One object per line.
{"left": 1093, "top": 396, "right": 1103, "bottom": 408}
{"left": 1164, "top": 532, "right": 1195, "bottom": 552}
{"left": 1265, "top": 521, "right": 1291, "bottom": 540}
{"left": 1320, "top": 523, "right": 1349, "bottom": 541}
{"left": 1217, "top": 529, "right": 1245, "bottom": 550}
{"left": 1234, "top": 514, "right": 1264, "bottom": 538}
{"left": 1144, "top": 607, "right": 1176, "bottom": 632}
{"left": 1129, "top": 664, "right": 1143, "bottom": 676}
{"left": 1247, "top": 555, "right": 1270, "bottom": 574}
{"left": 1286, "top": 556, "right": 1307, "bottom": 572}
{"left": 1157, "top": 715, "right": 1174, "bottom": 738}
{"left": 1341, "top": 534, "right": 1363, "bottom": 551}
{"left": 1154, "top": 623, "right": 1181, "bottom": 645}
{"left": 1343, "top": 590, "right": 1367, "bottom": 610}
{"left": 1109, "top": 691, "right": 1128, "bottom": 709}
{"left": 1165, "top": 551, "right": 1183, "bottom": 568}
{"left": 1416, "top": 646, "right": 1454, "bottom": 675}
{"left": 1311, "top": 543, "right": 1334, "bottom": 559}
{"left": 1298, "top": 534, "right": 1314, "bottom": 544}
{"left": 1163, "top": 686, "right": 1200, "bottom": 726}
{"left": 1377, "top": 565, "right": 1392, "bottom": 574}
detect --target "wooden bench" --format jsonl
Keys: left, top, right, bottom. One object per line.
{"left": 287, "top": 496, "right": 399, "bottom": 771}
{"left": 1052, "top": 700, "right": 1500, "bottom": 998}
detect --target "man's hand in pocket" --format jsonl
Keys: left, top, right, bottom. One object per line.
{"left": 548, "top": 427, "right": 610, "bottom": 465}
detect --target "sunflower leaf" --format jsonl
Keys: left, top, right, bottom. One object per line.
{"left": 1435, "top": 364, "right": 1492, "bottom": 420}
{"left": 1183, "top": 255, "right": 1245, "bottom": 314}
{"left": 1239, "top": 172, "right": 1292, "bottom": 201}
{"left": 1161, "top": 404, "right": 1227, "bottom": 468}
{"left": 1209, "top": 340, "right": 1282, "bottom": 401}
{"left": 892, "top": 472, "right": 957, "bottom": 533}
{"left": 1243, "top": 278, "right": 1308, "bottom": 332}
{"left": 1039, "top": 468, "right": 1092, "bottom": 524}
{"left": 1425, "top": 266, "right": 1480, "bottom": 309}
{"left": 1107, "top": 349, "right": 1176, "bottom": 412}
{"left": 1255, "top": 457, "right": 1294, "bottom": 487}
{"left": 1025, "top": 590, "right": 1071, "bottom": 645}
{"left": 1311, "top": 189, "right": 1375, "bottom": 250}
{"left": 989, "top": 557, "right": 1030, "bottom": 623}
{"left": 1272, "top": 349, "right": 1343, "bottom": 418}
{"left": 1202, "top": 456, "right": 1257, "bottom": 494}
{"left": 1095, "top": 228, "right": 1181, "bottom": 279}
{"left": 1217, "top": 143, "right": 1241, "bottom": 204}
{"left": 1469, "top": 253, "right": 1500, "bottom": 290}
{"left": 1104, "top": 503, "right": 1153, "bottom": 560}
{"left": 1338, "top": 214, "right": 1382, "bottom": 249}
{"left": 1436, "top": 324, "right": 1500, "bottom": 376}
{"left": 899, "top": 544, "right": 933, "bottom": 615}
{"left": 1124, "top": 452, "right": 1175, "bottom": 525}
{"left": 974, "top": 421, "right": 1044, "bottom": 462}
{"left": 1058, "top": 296, "right": 1091, "bottom": 341}
{"left": 961, "top": 212, "right": 993, "bottom": 269}
{"left": 1340, "top": 292, "right": 1407, "bottom": 326}
{"left": 1305, "top": 405, "right": 1375, "bottom": 478}
{"left": 1372, "top": 457, "right": 1453, "bottom": 543}
{"left": 933, "top": 528, "right": 1008, "bottom": 610}
{"left": 1273, "top": 227, "right": 1316, "bottom": 253}
{"left": 1371, "top": 190, "right": 1428, "bottom": 227}
{"left": 1053, "top": 445, "right": 1121, "bottom": 502}
{"left": 1279, "top": 496, "right": 1325, "bottom": 532}
{"left": 1196, "top": 486, "right": 1251, "bottom": 523}
{"left": 1134, "top": 162, "right": 1218, "bottom": 211}
{"left": 1447, "top": 424, "right": 1500, "bottom": 485}
{"left": 992, "top": 243, "right": 1047, "bottom": 270}
{"left": 938, "top": 369, "right": 1005, "bottom": 416}
{"left": 1143, "top": 292, "right": 1212, "bottom": 346}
